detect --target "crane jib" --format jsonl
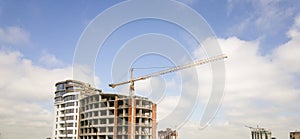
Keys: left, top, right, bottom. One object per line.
{"left": 108, "top": 54, "right": 227, "bottom": 89}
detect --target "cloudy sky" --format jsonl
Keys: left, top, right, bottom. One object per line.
{"left": 0, "top": 0, "right": 300, "bottom": 139}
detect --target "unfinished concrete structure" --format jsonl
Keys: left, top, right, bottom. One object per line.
{"left": 250, "top": 127, "right": 272, "bottom": 139}
{"left": 79, "top": 93, "right": 157, "bottom": 139}
{"left": 158, "top": 128, "right": 178, "bottom": 139}
{"left": 52, "top": 80, "right": 101, "bottom": 139}
{"left": 290, "top": 131, "right": 300, "bottom": 139}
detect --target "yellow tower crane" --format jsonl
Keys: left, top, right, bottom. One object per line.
{"left": 109, "top": 54, "right": 227, "bottom": 139}
{"left": 109, "top": 54, "right": 227, "bottom": 92}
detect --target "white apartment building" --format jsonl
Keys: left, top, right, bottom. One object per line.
{"left": 52, "top": 80, "right": 101, "bottom": 139}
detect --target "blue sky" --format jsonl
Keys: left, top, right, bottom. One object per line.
{"left": 0, "top": 0, "right": 300, "bottom": 139}
{"left": 1, "top": 0, "right": 299, "bottom": 64}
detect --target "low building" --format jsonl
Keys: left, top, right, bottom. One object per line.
{"left": 158, "top": 128, "right": 178, "bottom": 139}
{"left": 290, "top": 131, "right": 300, "bottom": 139}
{"left": 250, "top": 127, "right": 271, "bottom": 139}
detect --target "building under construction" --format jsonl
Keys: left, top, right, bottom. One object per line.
{"left": 158, "top": 128, "right": 178, "bottom": 139}
{"left": 79, "top": 93, "right": 157, "bottom": 139}
{"left": 290, "top": 131, "right": 300, "bottom": 139}
{"left": 246, "top": 126, "right": 272, "bottom": 139}
{"left": 52, "top": 80, "right": 157, "bottom": 139}
{"left": 52, "top": 55, "right": 227, "bottom": 139}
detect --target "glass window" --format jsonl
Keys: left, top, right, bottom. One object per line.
{"left": 56, "top": 84, "right": 65, "bottom": 90}
{"left": 66, "top": 116, "right": 74, "bottom": 120}
{"left": 65, "top": 102, "right": 75, "bottom": 107}
{"left": 65, "top": 109, "right": 74, "bottom": 114}
{"left": 63, "top": 95, "right": 78, "bottom": 101}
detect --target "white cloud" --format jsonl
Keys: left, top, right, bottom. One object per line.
{"left": 0, "top": 12, "right": 299, "bottom": 139}
{"left": 73, "top": 63, "right": 100, "bottom": 87}
{"left": 228, "top": 0, "right": 295, "bottom": 36}
{"left": 0, "top": 26, "right": 31, "bottom": 45}
{"left": 289, "top": 16, "right": 300, "bottom": 36}
{"left": 272, "top": 15, "right": 300, "bottom": 74}
{"left": 253, "top": 0, "right": 294, "bottom": 32}
{"left": 0, "top": 50, "right": 72, "bottom": 139}
{"left": 172, "top": 16, "right": 300, "bottom": 139}
{"left": 39, "top": 50, "right": 64, "bottom": 68}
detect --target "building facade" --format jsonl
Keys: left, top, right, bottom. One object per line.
{"left": 52, "top": 80, "right": 157, "bottom": 139}
{"left": 290, "top": 131, "right": 300, "bottom": 139}
{"left": 250, "top": 127, "right": 272, "bottom": 139}
{"left": 52, "top": 80, "right": 101, "bottom": 139}
{"left": 79, "top": 93, "right": 157, "bottom": 139}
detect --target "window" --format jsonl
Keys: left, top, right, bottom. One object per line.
{"left": 109, "top": 118, "right": 114, "bottom": 124}
{"left": 109, "top": 110, "right": 114, "bottom": 115}
{"left": 100, "top": 127, "right": 106, "bottom": 133}
{"left": 65, "top": 123, "right": 73, "bottom": 127}
{"left": 108, "top": 127, "right": 113, "bottom": 132}
{"left": 67, "top": 130, "right": 73, "bottom": 134}
{"left": 100, "top": 119, "right": 106, "bottom": 124}
{"left": 94, "top": 103, "right": 99, "bottom": 108}
{"left": 93, "top": 119, "right": 98, "bottom": 125}
{"left": 65, "top": 102, "right": 75, "bottom": 107}
{"left": 94, "top": 111, "right": 98, "bottom": 117}
{"left": 56, "top": 84, "right": 64, "bottom": 90}
{"left": 66, "top": 116, "right": 73, "bottom": 120}
{"left": 55, "top": 91, "right": 65, "bottom": 97}
{"left": 100, "top": 110, "right": 107, "bottom": 116}
{"left": 65, "top": 109, "right": 74, "bottom": 114}
{"left": 63, "top": 95, "right": 78, "bottom": 101}
{"left": 100, "top": 102, "right": 107, "bottom": 107}
{"left": 109, "top": 101, "right": 114, "bottom": 107}
{"left": 55, "top": 97, "right": 63, "bottom": 102}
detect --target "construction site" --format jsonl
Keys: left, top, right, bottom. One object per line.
{"left": 52, "top": 54, "right": 227, "bottom": 139}
{"left": 51, "top": 52, "right": 300, "bottom": 139}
